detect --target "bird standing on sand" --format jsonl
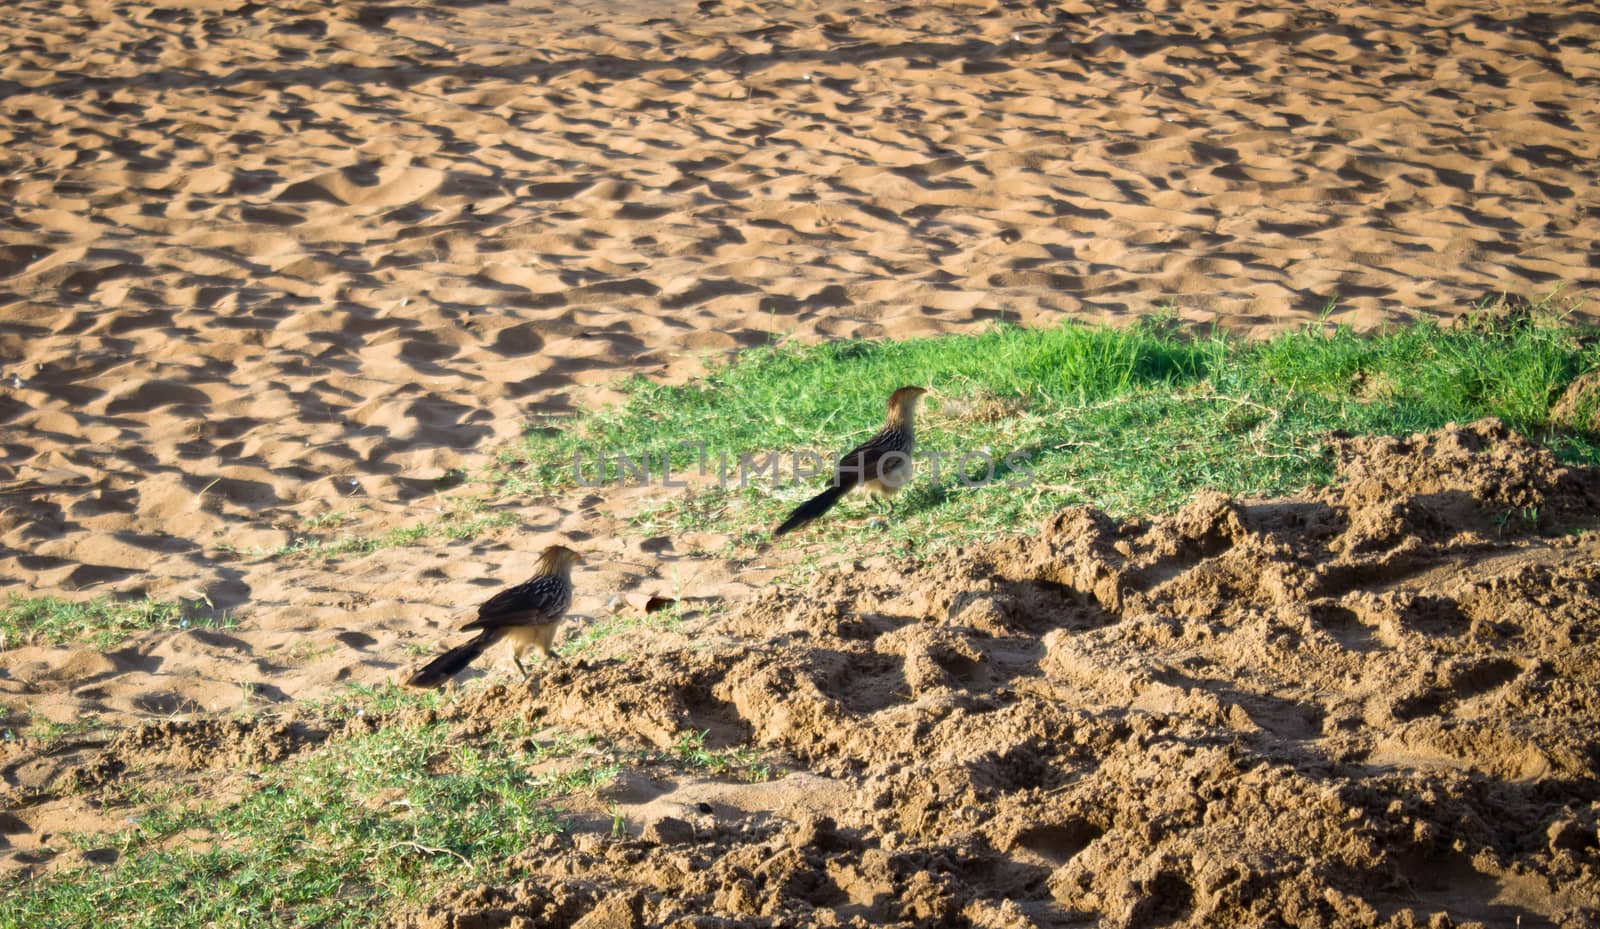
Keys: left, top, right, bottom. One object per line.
{"left": 406, "top": 545, "right": 583, "bottom": 688}
{"left": 773, "top": 386, "right": 928, "bottom": 537}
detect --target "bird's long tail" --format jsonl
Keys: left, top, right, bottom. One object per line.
{"left": 406, "top": 628, "right": 501, "bottom": 688}
{"left": 773, "top": 483, "right": 849, "bottom": 537}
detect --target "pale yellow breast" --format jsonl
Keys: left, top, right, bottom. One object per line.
{"left": 505, "top": 621, "right": 561, "bottom": 659}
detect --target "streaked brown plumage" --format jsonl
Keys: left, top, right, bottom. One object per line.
{"left": 405, "top": 545, "right": 583, "bottom": 688}
{"left": 773, "top": 386, "right": 928, "bottom": 537}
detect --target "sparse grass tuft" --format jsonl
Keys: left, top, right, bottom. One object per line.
{"left": 0, "top": 595, "right": 229, "bottom": 651}
{"left": 266, "top": 504, "right": 516, "bottom": 562}
{"left": 559, "top": 602, "right": 688, "bottom": 659}
{"left": 670, "top": 729, "right": 772, "bottom": 782}
{"left": 0, "top": 712, "right": 111, "bottom": 751}
{"left": 318, "top": 681, "right": 450, "bottom": 719}
{"left": 300, "top": 509, "right": 357, "bottom": 530}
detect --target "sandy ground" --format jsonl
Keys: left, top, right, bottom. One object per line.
{"left": 2, "top": 0, "right": 1599, "bottom": 925}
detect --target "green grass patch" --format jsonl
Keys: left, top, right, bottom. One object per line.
{"left": 3, "top": 714, "right": 611, "bottom": 928}
{"left": 3, "top": 678, "right": 779, "bottom": 929}
{"left": 497, "top": 296, "right": 1600, "bottom": 551}
{"left": 0, "top": 595, "right": 229, "bottom": 651}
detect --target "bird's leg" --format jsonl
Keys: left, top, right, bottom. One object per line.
{"left": 513, "top": 651, "right": 530, "bottom": 681}
{"left": 861, "top": 490, "right": 889, "bottom": 530}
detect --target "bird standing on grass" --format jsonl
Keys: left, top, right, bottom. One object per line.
{"left": 406, "top": 545, "right": 583, "bottom": 688}
{"left": 773, "top": 386, "right": 928, "bottom": 537}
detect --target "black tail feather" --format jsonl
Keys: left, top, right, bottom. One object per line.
{"left": 773, "top": 483, "right": 849, "bottom": 537}
{"left": 406, "top": 629, "right": 500, "bottom": 688}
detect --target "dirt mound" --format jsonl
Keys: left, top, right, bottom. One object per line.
{"left": 0, "top": 716, "right": 332, "bottom": 813}
{"left": 1552, "top": 374, "right": 1600, "bottom": 436}
{"left": 406, "top": 421, "right": 1600, "bottom": 928}
{"left": 71, "top": 717, "right": 332, "bottom": 790}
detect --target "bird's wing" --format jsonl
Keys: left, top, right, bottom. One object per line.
{"left": 833, "top": 427, "right": 908, "bottom": 488}
{"left": 463, "top": 574, "right": 569, "bottom": 629}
